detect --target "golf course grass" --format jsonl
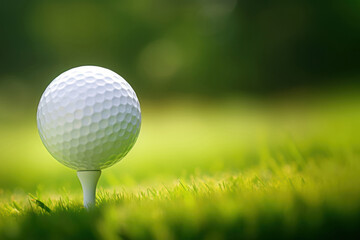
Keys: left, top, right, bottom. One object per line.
{"left": 0, "top": 92, "right": 359, "bottom": 239}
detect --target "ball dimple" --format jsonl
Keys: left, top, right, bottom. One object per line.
{"left": 99, "top": 119, "right": 108, "bottom": 129}
{"left": 64, "top": 122, "right": 73, "bottom": 132}
{"left": 95, "top": 92, "right": 105, "bottom": 102}
{"left": 83, "top": 106, "right": 93, "bottom": 116}
{"left": 109, "top": 116, "right": 116, "bottom": 125}
{"left": 119, "top": 104, "right": 125, "bottom": 112}
{"left": 96, "top": 78, "right": 105, "bottom": 86}
{"left": 113, "top": 82, "right": 121, "bottom": 89}
{"left": 104, "top": 100, "right": 112, "bottom": 109}
{"left": 125, "top": 114, "right": 132, "bottom": 123}
{"left": 58, "top": 88, "right": 66, "bottom": 98}
{"left": 109, "top": 133, "right": 117, "bottom": 141}
{"left": 105, "top": 128, "right": 113, "bottom": 136}
{"left": 94, "top": 146, "right": 103, "bottom": 154}
{"left": 85, "top": 141, "right": 95, "bottom": 150}
{"left": 88, "top": 88, "right": 96, "bottom": 97}
{"left": 96, "top": 130, "right": 105, "bottom": 139}
{"left": 87, "top": 76, "right": 96, "bottom": 83}
{"left": 69, "top": 89, "right": 79, "bottom": 99}
{"left": 117, "top": 113, "right": 125, "bottom": 122}
{"left": 75, "top": 99, "right": 86, "bottom": 110}
{"left": 104, "top": 91, "right": 114, "bottom": 100}
{"left": 60, "top": 98, "right": 70, "bottom": 108}
{"left": 90, "top": 123, "right": 99, "bottom": 133}
{"left": 77, "top": 79, "right": 86, "bottom": 86}
{"left": 92, "top": 112, "right": 102, "bottom": 122}
{"left": 131, "top": 115, "right": 138, "bottom": 123}
{"left": 71, "top": 129, "right": 80, "bottom": 139}
{"left": 63, "top": 132, "right": 71, "bottom": 142}
{"left": 95, "top": 85, "right": 105, "bottom": 95}
{"left": 65, "top": 113, "right": 75, "bottom": 123}
{"left": 79, "top": 136, "right": 88, "bottom": 144}
{"left": 76, "top": 73, "right": 84, "bottom": 79}
{"left": 114, "top": 89, "right": 122, "bottom": 98}
{"left": 114, "top": 123, "right": 121, "bottom": 131}
{"left": 56, "top": 126, "right": 64, "bottom": 135}
{"left": 102, "top": 109, "right": 111, "bottom": 119}
{"left": 105, "top": 83, "right": 113, "bottom": 91}
{"left": 82, "top": 116, "right": 91, "bottom": 126}
{"left": 103, "top": 142, "right": 113, "bottom": 151}
{"left": 121, "top": 121, "right": 128, "bottom": 129}
{"left": 119, "top": 129, "right": 126, "bottom": 137}
{"left": 74, "top": 110, "right": 83, "bottom": 120}
{"left": 37, "top": 66, "right": 141, "bottom": 170}
{"left": 58, "top": 82, "right": 66, "bottom": 90}
{"left": 121, "top": 89, "right": 128, "bottom": 96}
{"left": 80, "top": 127, "right": 90, "bottom": 136}
{"left": 112, "top": 98, "right": 120, "bottom": 107}
{"left": 70, "top": 139, "right": 80, "bottom": 148}
{"left": 63, "top": 142, "right": 71, "bottom": 150}
{"left": 94, "top": 103, "right": 102, "bottom": 112}
{"left": 73, "top": 119, "right": 82, "bottom": 129}
{"left": 88, "top": 133, "right": 97, "bottom": 142}
{"left": 126, "top": 125, "right": 134, "bottom": 132}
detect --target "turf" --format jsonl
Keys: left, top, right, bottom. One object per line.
{"left": 0, "top": 93, "right": 359, "bottom": 239}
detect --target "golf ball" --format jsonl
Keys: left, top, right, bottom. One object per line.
{"left": 37, "top": 66, "right": 141, "bottom": 170}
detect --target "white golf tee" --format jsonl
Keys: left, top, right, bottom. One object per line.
{"left": 77, "top": 170, "right": 101, "bottom": 208}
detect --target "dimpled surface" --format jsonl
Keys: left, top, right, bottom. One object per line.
{"left": 37, "top": 66, "right": 141, "bottom": 170}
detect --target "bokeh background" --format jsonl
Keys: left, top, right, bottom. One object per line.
{"left": 0, "top": 0, "right": 359, "bottom": 193}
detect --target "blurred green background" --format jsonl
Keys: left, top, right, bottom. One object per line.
{"left": 0, "top": 0, "right": 359, "bottom": 193}
{"left": 1, "top": 0, "right": 359, "bottom": 98}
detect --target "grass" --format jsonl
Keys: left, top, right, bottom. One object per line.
{"left": 0, "top": 92, "right": 359, "bottom": 239}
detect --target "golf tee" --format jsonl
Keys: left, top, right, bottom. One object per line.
{"left": 77, "top": 170, "right": 101, "bottom": 209}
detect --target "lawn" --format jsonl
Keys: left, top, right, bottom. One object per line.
{"left": 0, "top": 92, "right": 359, "bottom": 239}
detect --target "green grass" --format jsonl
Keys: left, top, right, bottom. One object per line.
{"left": 0, "top": 93, "right": 359, "bottom": 239}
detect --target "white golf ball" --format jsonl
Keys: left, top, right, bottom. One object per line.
{"left": 37, "top": 66, "right": 141, "bottom": 170}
